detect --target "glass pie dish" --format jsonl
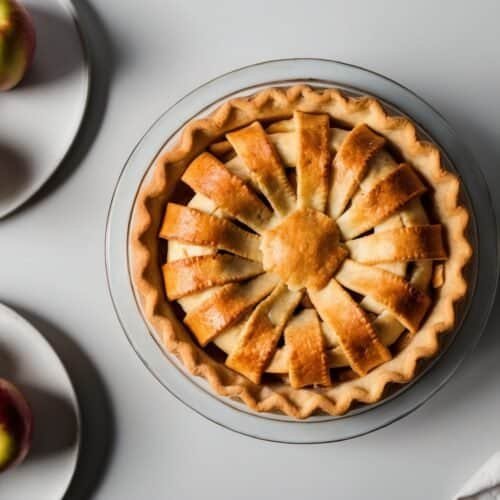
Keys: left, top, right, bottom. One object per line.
{"left": 105, "top": 59, "right": 497, "bottom": 443}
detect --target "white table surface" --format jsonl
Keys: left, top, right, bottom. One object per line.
{"left": 1, "top": 0, "right": 499, "bottom": 498}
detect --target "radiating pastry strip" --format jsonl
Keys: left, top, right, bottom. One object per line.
{"left": 163, "top": 255, "right": 263, "bottom": 300}
{"left": 360, "top": 278, "right": 402, "bottom": 316}
{"left": 223, "top": 137, "right": 293, "bottom": 183}
{"left": 222, "top": 133, "right": 297, "bottom": 176}
{"left": 328, "top": 124, "right": 386, "bottom": 218}
{"left": 346, "top": 225, "right": 446, "bottom": 264}
{"left": 160, "top": 203, "right": 261, "bottom": 261}
{"left": 337, "top": 164, "right": 427, "bottom": 239}
{"left": 356, "top": 150, "right": 398, "bottom": 193}
{"left": 294, "top": 111, "right": 331, "bottom": 211}
{"left": 309, "top": 279, "right": 391, "bottom": 375}
{"left": 226, "top": 122, "right": 296, "bottom": 216}
{"left": 226, "top": 284, "right": 302, "bottom": 383}
{"left": 182, "top": 153, "right": 272, "bottom": 232}
{"left": 184, "top": 273, "right": 279, "bottom": 346}
{"left": 335, "top": 259, "right": 431, "bottom": 332}
{"left": 284, "top": 309, "right": 331, "bottom": 388}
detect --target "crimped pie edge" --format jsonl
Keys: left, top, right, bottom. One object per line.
{"left": 129, "top": 85, "right": 472, "bottom": 419}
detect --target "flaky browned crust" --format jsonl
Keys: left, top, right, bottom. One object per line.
{"left": 130, "top": 86, "right": 471, "bottom": 419}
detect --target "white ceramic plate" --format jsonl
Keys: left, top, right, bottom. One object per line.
{"left": 0, "top": 302, "right": 80, "bottom": 499}
{"left": 106, "top": 59, "right": 498, "bottom": 443}
{"left": 0, "top": 0, "right": 90, "bottom": 219}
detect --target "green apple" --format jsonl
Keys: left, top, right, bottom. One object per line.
{"left": 0, "top": 0, "right": 36, "bottom": 91}
{"left": 0, "top": 379, "right": 33, "bottom": 473}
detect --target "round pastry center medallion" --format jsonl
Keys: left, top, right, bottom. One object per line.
{"left": 260, "top": 208, "right": 348, "bottom": 291}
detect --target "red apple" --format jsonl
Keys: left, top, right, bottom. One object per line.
{"left": 0, "top": 379, "right": 33, "bottom": 473}
{"left": 0, "top": 0, "right": 36, "bottom": 91}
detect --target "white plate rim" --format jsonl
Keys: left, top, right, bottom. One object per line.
{"left": 0, "top": 0, "right": 92, "bottom": 219}
{"left": 0, "top": 301, "right": 81, "bottom": 498}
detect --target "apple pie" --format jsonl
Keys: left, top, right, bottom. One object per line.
{"left": 130, "top": 86, "right": 471, "bottom": 418}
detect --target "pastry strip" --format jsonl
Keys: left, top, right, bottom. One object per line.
{"left": 285, "top": 309, "right": 331, "bottom": 388}
{"left": 226, "top": 122, "right": 296, "bottom": 216}
{"left": 337, "top": 164, "right": 426, "bottom": 239}
{"left": 294, "top": 111, "right": 331, "bottom": 212}
{"left": 356, "top": 150, "right": 399, "bottom": 192}
{"left": 328, "top": 124, "right": 386, "bottom": 218}
{"left": 346, "top": 225, "right": 446, "bottom": 264}
{"left": 184, "top": 273, "right": 279, "bottom": 346}
{"left": 309, "top": 278, "right": 391, "bottom": 375}
{"left": 226, "top": 284, "right": 302, "bottom": 383}
{"left": 335, "top": 259, "right": 431, "bottom": 332}
{"left": 160, "top": 203, "right": 261, "bottom": 261}
{"left": 163, "top": 255, "right": 263, "bottom": 300}
{"left": 182, "top": 152, "right": 272, "bottom": 232}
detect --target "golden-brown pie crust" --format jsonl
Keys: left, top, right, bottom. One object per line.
{"left": 335, "top": 259, "right": 431, "bottom": 333}
{"left": 345, "top": 225, "right": 446, "bottom": 264}
{"left": 285, "top": 309, "right": 331, "bottom": 389}
{"left": 160, "top": 203, "right": 262, "bottom": 261}
{"left": 226, "top": 122, "right": 296, "bottom": 216}
{"left": 295, "top": 111, "right": 331, "bottom": 211}
{"left": 226, "top": 284, "right": 302, "bottom": 384}
{"left": 162, "top": 254, "right": 263, "bottom": 300}
{"left": 184, "top": 273, "right": 278, "bottom": 346}
{"left": 329, "top": 123, "right": 386, "bottom": 218}
{"left": 260, "top": 208, "right": 347, "bottom": 290}
{"left": 130, "top": 85, "right": 471, "bottom": 418}
{"left": 309, "top": 278, "right": 392, "bottom": 375}
{"left": 337, "top": 163, "right": 427, "bottom": 239}
{"left": 181, "top": 152, "right": 272, "bottom": 232}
